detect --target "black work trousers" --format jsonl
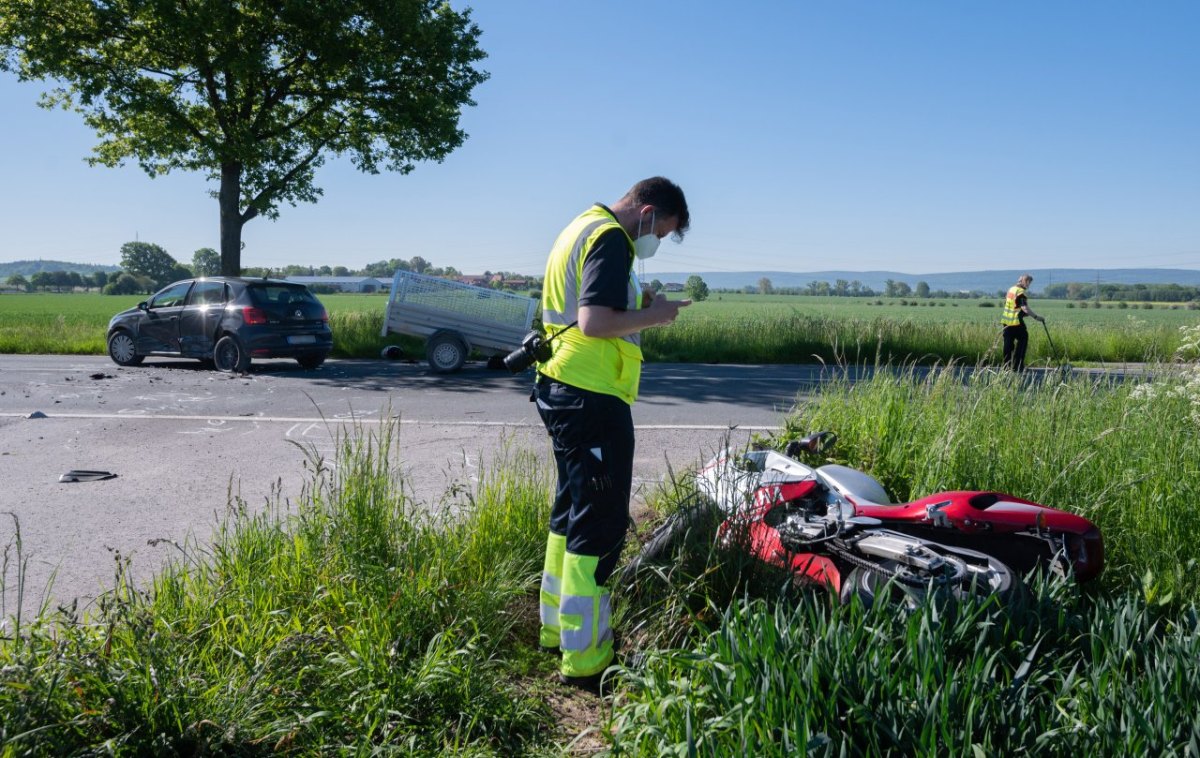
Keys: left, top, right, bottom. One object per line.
{"left": 535, "top": 376, "right": 634, "bottom": 586}
{"left": 1002, "top": 324, "right": 1029, "bottom": 372}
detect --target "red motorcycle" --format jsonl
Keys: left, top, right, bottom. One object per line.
{"left": 625, "top": 432, "right": 1103, "bottom": 606}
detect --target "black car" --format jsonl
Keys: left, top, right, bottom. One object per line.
{"left": 106, "top": 277, "right": 333, "bottom": 372}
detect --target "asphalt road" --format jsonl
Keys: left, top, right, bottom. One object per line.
{"left": 0, "top": 354, "right": 829, "bottom": 621}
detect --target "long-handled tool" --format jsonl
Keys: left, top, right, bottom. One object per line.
{"left": 1040, "top": 319, "right": 1073, "bottom": 376}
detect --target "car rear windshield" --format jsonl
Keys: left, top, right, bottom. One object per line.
{"left": 248, "top": 285, "right": 320, "bottom": 307}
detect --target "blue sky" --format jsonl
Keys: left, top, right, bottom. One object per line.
{"left": 1, "top": 1, "right": 1197, "bottom": 276}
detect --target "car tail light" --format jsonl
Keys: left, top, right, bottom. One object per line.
{"left": 241, "top": 306, "right": 269, "bottom": 325}
{"left": 320, "top": 308, "right": 328, "bottom": 323}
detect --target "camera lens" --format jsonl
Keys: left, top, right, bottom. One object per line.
{"left": 503, "top": 347, "right": 533, "bottom": 373}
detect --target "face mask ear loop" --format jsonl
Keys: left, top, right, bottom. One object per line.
{"left": 637, "top": 210, "right": 655, "bottom": 280}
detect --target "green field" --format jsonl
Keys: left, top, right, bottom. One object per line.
{"left": 2, "top": 291, "right": 1195, "bottom": 364}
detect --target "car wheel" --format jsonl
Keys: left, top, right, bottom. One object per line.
{"left": 296, "top": 354, "right": 326, "bottom": 370}
{"left": 213, "top": 335, "right": 250, "bottom": 373}
{"left": 426, "top": 332, "right": 467, "bottom": 373}
{"left": 107, "top": 331, "right": 143, "bottom": 366}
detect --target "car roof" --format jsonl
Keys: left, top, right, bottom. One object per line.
{"left": 189, "top": 276, "right": 304, "bottom": 286}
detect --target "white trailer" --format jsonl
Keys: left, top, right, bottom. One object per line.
{"left": 382, "top": 270, "right": 538, "bottom": 373}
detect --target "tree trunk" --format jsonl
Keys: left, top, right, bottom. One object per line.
{"left": 219, "top": 162, "right": 243, "bottom": 276}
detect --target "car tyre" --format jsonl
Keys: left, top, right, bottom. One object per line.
{"left": 107, "top": 331, "right": 143, "bottom": 366}
{"left": 296, "top": 354, "right": 326, "bottom": 370}
{"left": 213, "top": 335, "right": 250, "bottom": 373}
{"left": 426, "top": 331, "right": 467, "bottom": 373}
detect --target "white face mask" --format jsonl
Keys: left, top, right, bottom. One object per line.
{"left": 633, "top": 210, "right": 660, "bottom": 260}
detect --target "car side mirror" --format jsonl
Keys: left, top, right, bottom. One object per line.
{"left": 137, "top": 301, "right": 149, "bottom": 311}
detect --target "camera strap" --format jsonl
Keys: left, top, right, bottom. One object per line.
{"left": 544, "top": 320, "right": 578, "bottom": 344}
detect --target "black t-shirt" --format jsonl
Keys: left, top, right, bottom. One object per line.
{"left": 578, "top": 206, "right": 633, "bottom": 311}
{"left": 1015, "top": 292, "right": 1027, "bottom": 323}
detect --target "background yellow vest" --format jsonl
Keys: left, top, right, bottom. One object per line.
{"left": 1002, "top": 285, "right": 1026, "bottom": 327}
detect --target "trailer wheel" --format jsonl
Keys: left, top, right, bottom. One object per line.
{"left": 426, "top": 331, "right": 467, "bottom": 373}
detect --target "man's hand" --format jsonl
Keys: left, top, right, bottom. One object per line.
{"left": 643, "top": 294, "right": 691, "bottom": 327}
{"left": 1036, "top": 315, "right": 1046, "bottom": 323}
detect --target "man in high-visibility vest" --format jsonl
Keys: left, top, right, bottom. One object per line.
{"left": 1001, "top": 273, "right": 1044, "bottom": 372}
{"left": 533, "top": 176, "right": 691, "bottom": 693}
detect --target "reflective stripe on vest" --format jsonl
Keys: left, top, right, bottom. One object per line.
{"left": 539, "top": 205, "right": 644, "bottom": 404}
{"left": 1001, "top": 285, "right": 1026, "bottom": 327}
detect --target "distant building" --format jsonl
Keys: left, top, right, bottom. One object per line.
{"left": 285, "top": 276, "right": 383, "bottom": 293}
{"left": 663, "top": 282, "right": 685, "bottom": 292}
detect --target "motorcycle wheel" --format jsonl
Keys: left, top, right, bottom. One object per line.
{"left": 619, "top": 501, "right": 721, "bottom": 586}
{"left": 839, "top": 552, "right": 1018, "bottom": 610}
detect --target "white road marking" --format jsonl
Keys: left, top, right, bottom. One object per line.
{"left": 0, "top": 411, "right": 778, "bottom": 430}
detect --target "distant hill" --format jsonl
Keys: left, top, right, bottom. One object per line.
{"left": 649, "top": 268, "right": 1200, "bottom": 295}
{"left": 0, "top": 260, "right": 121, "bottom": 278}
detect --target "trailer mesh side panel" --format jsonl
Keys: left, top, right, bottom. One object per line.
{"left": 390, "top": 271, "right": 534, "bottom": 328}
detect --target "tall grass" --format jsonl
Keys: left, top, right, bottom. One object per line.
{"left": 0, "top": 421, "right": 555, "bottom": 754}
{"left": 643, "top": 313, "right": 1180, "bottom": 365}
{"left": 610, "top": 585, "right": 1200, "bottom": 755}
{"left": 0, "top": 313, "right": 109, "bottom": 354}
{"left": 771, "top": 364, "right": 1200, "bottom": 601}
{"left": 610, "top": 365, "right": 1200, "bottom": 754}
{"left": 1, "top": 293, "right": 1189, "bottom": 363}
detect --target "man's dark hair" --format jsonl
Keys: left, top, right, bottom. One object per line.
{"left": 624, "top": 176, "right": 690, "bottom": 240}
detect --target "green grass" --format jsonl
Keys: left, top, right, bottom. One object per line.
{"left": 2, "top": 292, "right": 1195, "bottom": 364}
{"left": 610, "top": 586, "right": 1200, "bottom": 755}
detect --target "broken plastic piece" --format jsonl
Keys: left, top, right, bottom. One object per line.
{"left": 59, "top": 470, "right": 118, "bottom": 483}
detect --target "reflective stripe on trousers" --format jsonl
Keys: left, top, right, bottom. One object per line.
{"left": 539, "top": 532, "right": 567, "bottom": 649}
{"left": 559, "top": 551, "right": 615, "bottom": 678}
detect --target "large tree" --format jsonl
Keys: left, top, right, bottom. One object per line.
{"left": 120, "top": 240, "right": 178, "bottom": 288}
{"left": 0, "top": 0, "right": 488, "bottom": 275}
{"left": 192, "top": 247, "right": 220, "bottom": 277}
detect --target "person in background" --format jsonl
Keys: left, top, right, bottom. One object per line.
{"left": 533, "top": 176, "right": 691, "bottom": 694}
{"left": 1001, "top": 273, "right": 1044, "bottom": 372}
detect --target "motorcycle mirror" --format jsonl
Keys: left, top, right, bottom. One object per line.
{"left": 792, "top": 431, "right": 837, "bottom": 455}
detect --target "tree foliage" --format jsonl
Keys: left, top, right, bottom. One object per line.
{"left": 28, "top": 270, "right": 83, "bottom": 291}
{"left": 119, "top": 241, "right": 179, "bottom": 288}
{"left": 685, "top": 275, "right": 710, "bottom": 302}
{"left": 103, "top": 272, "right": 153, "bottom": 295}
{"left": 0, "top": 0, "right": 489, "bottom": 275}
{"left": 192, "top": 248, "right": 221, "bottom": 277}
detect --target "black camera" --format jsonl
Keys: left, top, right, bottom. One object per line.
{"left": 503, "top": 329, "right": 553, "bottom": 373}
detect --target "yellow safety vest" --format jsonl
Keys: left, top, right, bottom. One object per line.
{"left": 1001, "top": 285, "right": 1026, "bottom": 327}
{"left": 539, "top": 205, "right": 644, "bottom": 404}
